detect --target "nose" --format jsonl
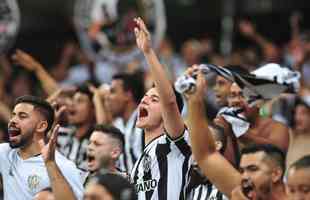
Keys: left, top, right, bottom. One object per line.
{"left": 140, "top": 95, "right": 150, "bottom": 105}
{"left": 9, "top": 115, "right": 18, "bottom": 126}
{"left": 241, "top": 171, "right": 251, "bottom": 181}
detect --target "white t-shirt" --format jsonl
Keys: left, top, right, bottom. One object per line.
{"left": 0, "top": 143, "right": 84, "bottom": 200}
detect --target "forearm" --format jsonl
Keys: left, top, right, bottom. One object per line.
{"left": 251, "top": 33, "right": 270, "bottom": 47}
{"left": 93, "top": 95, "right": 112, "bottom": 124}
{"left": 45, "top": 161, "right": 77, "bottom": 200}
{"left": 143, "top": 49, "right": 184, "bottom": 136}
{"left": 144, "top": 49, "right": 176, "bottom": 105}
{"left": 240, "top": 133, "right": 288, "bottom": 151}
{"left": 188, "top": 98, "right": 241, "bottom": 197}
{"left": 187, "top": 97, "right": 216, "bottom": 162}
{"left": 0, "top": 101, "right": 11, "bottom": 123}
{"left": 35, "top": 67, "right": 59, "bottom": 95}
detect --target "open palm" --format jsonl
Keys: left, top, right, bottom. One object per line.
{"left": 39, "top": 124, "right": 60, "bottom": 163}
{"left": 134, "top": 17, "right": 152, "bottom": 53}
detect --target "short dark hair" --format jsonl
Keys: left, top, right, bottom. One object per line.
{"left": 112, "top": 72, "right": 145, "bottom": 104}
{"left": 93, "top": 173, "right": 137, "bottom": 200}
{"left": 290, "top": 155, "right": 310, "bottom": 171}
{"left": 76, "top": 83, "right": 93, "bottom": 100}
{"left": 240, "top": 144, "right": 286, "bottom": 171}
{"left": 14, "top": 95, "right": 55, "bottom": 134}
{"left": 209, "top": 123, "right": 226, "bottom": 154}
{"left": 94, "top": 124, "right": 124, "bottom": 150}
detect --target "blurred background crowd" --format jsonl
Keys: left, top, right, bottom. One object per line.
{"left": 0, "top": 0, "right": 310, "bottom": 199}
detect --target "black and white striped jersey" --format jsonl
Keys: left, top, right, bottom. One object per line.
{"left": 130, "top": 129, "right": 191, "bottom": 200}
{"left": 57, "top": 126, "right": 93, "bottom": 171}
{"left": 186, "top": 164, "right": 228, "bottom": 200}
{"left": 113, "top": 110, "right": 144, "bottom": 173}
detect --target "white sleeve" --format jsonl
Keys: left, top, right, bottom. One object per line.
{"left": 0, "top": 143, "right": 11, "bottom": 173}
{"left": 56, "top": 153, "right": 84, "bottom": 200}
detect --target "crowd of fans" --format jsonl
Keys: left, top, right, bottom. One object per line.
{"left": 0, "top": 10, "right": 309, "bottom": 200}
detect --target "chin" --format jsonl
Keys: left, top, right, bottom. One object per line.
{"left": 136, "top": 122, "right": 145, "bottom": 129}
{"left": 9, "top": 141, "right": 22, "bottom": 148}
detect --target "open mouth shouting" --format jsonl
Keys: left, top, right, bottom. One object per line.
{"left": 138, "top": 106, "right": 149, "bottom": 119}
{"left": 8, "top": 126, "right": 21, "bottom": 141}
{"left": 87, "top": 153, "right": 97, "bottom": 171}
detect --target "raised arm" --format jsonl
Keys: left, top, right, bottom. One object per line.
{"left": 186, "top": 71, "right": 241, "bottom": 197}
{"left": 0, "top": 101, "right": 10, "bottom": 123}
{"left": 239, "top": 20, "right": 278, "bottom": 62}
{"left": 39, "top": 125, "right": 79, "bottom": 200}
{"left": 134, "top": 17, "right": 184, "bottom": 138}
{"left": 12, "top": 50, "right": 59, "bottom": 95}
{"left": 89, "top": 84, "right": 113, "bottom": 124}
{"left": 240, "top": 121, "right": 289, "bottom": 152}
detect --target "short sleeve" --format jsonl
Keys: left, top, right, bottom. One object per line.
{"left": 0, "top": 143, "right": 12, "bottom": 173}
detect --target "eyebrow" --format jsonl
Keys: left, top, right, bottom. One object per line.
{"left": 150, "top": 95, "right": 160, "bottom": 100}
{"left": 240, "top": 164, "right": 258, "bottom": 170}
{"left": 12, "top": 111, "right": 29, "bottom": 115}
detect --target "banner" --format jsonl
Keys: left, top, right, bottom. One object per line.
{"left": 0, "top": 0, "right": 20, "bottom": 54}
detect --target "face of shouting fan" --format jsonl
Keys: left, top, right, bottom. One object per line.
{"left": 136, "top": 88, "right": 163, "bottom": 131}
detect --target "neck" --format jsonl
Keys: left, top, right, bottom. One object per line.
{"left": 144, "top": 124, "right": 165, "bottom": 145}
{"left": 270, "top": 183, "right": 286, "bottom": 200}
{"left": 75, "top": 123, "right": 92, "bottom": 140}
{"left": 95, "top": 161, "right": 118, "bottom": 175}
{"left": 18, "top": 137, "right": 42, "bottom": 160}
{"left": 122, "top": 102, "right": 137, "bottom": 124}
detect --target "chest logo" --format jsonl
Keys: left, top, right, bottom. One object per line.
{"left": 27, "top": 174, "right": 41, "bottom": 191}
{"left": 143, "top": 154, "right": 152, "bottom": 173}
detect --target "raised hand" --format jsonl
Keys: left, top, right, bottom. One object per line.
{"left": 184, "top": 66, "right": 207, "bottom": 101}
{"left": 239, "top": 20, "right": 256, "bottom": 37}
{"left": 39, "top": 124, "right": 60, "bottom": 163}
{"left": 12, "top": 49, "right": 42, "bottom": 71}
{"left": 134, "top": 17, "right": 152, "bottom": 53}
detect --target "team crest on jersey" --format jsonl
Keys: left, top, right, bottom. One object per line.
{"left": 27, "top": 174, "right": 41, "bottom": 191}
{"left": 143, "top": 154, "right": 152, "bottom": 173}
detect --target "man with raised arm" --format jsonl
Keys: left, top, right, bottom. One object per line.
{"left": 186, "top": 70, "right": 287, "bottom": 200}
{"left": 131, "top": 17, "right": 191, "bottom": 200}
{"left": 2, "top": 95, "right": 83, "bottom": 200}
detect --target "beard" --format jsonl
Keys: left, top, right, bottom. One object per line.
{"left": 256, "top": 179, "right": 272, "bottom": 200}
{"left": 9, "top": 130, "right": 34, "bottom": 149}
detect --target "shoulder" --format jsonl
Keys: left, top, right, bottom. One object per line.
{"left": 55, "top": 151, "right": 79, "bottom": 169}
{"left": 0, "top": 143, "right": 12, "bottom": 154}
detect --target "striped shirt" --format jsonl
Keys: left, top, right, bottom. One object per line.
{"left": 57, "top": 126, "right": 93, "bottom": 171}
{"left": 113, "top": 110, "right": 144, "bottom": 173}
{"left": 131, "top": 129, "right": 191, "bottom": 200}
{"left": 186, "top": 165, "right": 228, "bottom": 200}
